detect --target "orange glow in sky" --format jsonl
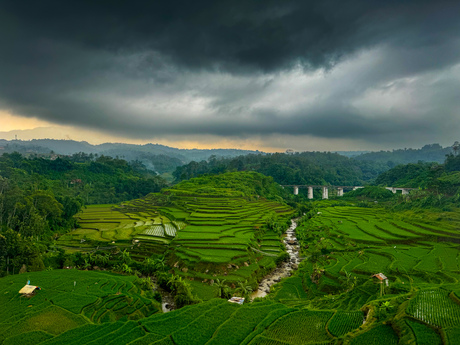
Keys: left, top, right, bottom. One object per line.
{"left": 0, "top": 110, "right": 54, "bottom": 131}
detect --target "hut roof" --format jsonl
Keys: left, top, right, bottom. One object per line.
{"left": 228, "top": 297, "right": 245, "bottom": 305}
{"left": 372, "top": 273, "right": 388, "bottom": 281}
{"left": 19, "top": 285, "right": 38, "bottom": 295}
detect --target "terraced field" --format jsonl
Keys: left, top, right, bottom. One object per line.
{"left": 58, "top": 172, "right": 293, "bottom": 292}
{"left": 277, "top": 201, "right": 460, "bottom": 344}
{"left": 0, "top": 270, "right": 398, "bottom": 345}
{"left": 5, "top": 200, "right": 460, "bottom": 344}
{"left": 0, "top": 270, "right": 160, "bottom": 345}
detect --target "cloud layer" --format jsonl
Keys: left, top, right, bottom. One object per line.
{"left": 1, "top": 0, "right": 460, "bottom": 149}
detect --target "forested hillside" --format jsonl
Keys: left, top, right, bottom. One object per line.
{"left": 173, "top": 152, "right": 390, "bottom": 185}
{"left": 354, "top": 143, "right": 455, "bottom": 165}
{"left": 0, "top": 152, "right": 168, "bottom": 276}
{"left": 376, "top": 153, "right": 460, "bottom": 193}
{"left": 0, "top": 139, "right": 260, "bottom": 174}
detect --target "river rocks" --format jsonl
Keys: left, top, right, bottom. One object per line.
{"left": 251, "top": 219, "right": 300, "bottom": 300}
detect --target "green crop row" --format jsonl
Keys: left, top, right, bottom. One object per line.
{"left": 349, "top": 324, "right": 398, "bottom": 345}
{"left": 407, "top": 289, "right": 460, "bottom": 328}
{"left": 263, "top": 310, "right": 334, "bottom": 344}
{"left": 328, "top": 311, "right": 363, "bottom": 337}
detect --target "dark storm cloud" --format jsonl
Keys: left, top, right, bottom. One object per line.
{"left": 1, "top": 0, "right": 460, "bottom": 145}
{"left": 3, "top": 0, "right": 460, "bottom": 72}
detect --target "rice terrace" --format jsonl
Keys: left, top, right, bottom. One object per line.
{"left": 2, "top": 0, "right": 460, "bottom": 343}
{"left": 1, "top": 166, "right": 460, "bottom": 345}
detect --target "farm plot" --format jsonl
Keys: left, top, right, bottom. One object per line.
{"left": 327, "top": 311, "right": 364, "bottom": 337}
{"left": 0, "top": 270, "right": 160, "bottom": 345}
{"left": 349, "top": 324, "right": 398, "bottom": 345}
{"left": 407, "top": 289, "right": 460, "bottom": 328}
{"left": 143, "top": 225, "right": 165, "bottom": 237}
{"left": 405, "top": 319, "right": 442, "bottom": 345}
{"left": 262, "top": 310, "right": 334, "bottom": 344}
{"left": 59, "top": 200, "right": 185, "bottom": 257}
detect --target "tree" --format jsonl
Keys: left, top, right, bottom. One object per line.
{"left": 121, "top": 249, "right": 131, "bottom": 264}
{"left": 142, "top": 258, "right": 155, "bottom": 275}
{"left": 153, "top": 256, "right": 167, "bottom": 272}
{"left": 122, "top": 263, "right": 132, "bottom": 274}
{"left": 236, "top": 280, "right": 253, "bottom": 299}
{"left": 214, "top": 278, "right": 229, "bottom": 298}
{"left": 453, "top": 141, "right": 460, "bottom": 156}
{"left": 167, "top": 275, "right": 182, "bottom": 293}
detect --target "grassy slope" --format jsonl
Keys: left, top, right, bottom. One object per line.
{"left": 269, "top": 200, "right": 460, "bottom": 344}
{"left": 58, "top": 172, "right": 294, "bottom": 299}
{"left": 5, "top": 202, "right": 460, "bottom": 344}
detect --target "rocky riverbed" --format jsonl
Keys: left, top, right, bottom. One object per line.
{"left": 251, "top": 219, "right": 301, "bottom": 299}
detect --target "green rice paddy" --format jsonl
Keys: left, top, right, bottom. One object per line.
{"left": 4, "top": 200, "right": 460, "bottom": 344}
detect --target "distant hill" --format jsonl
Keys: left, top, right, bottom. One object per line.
{"left": 353, "top": 143, "right": 454, "bottom": 165}
{"left": 0, "top": 138, "right": 261, "bottom": 173}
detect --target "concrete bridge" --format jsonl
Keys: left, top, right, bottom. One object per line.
{"left": 281, "top": 185, "right": 418, "bottom": 199}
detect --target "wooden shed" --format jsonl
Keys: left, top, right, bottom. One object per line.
{"left": 19, "top": 285, "right": 40, "bottom": 296}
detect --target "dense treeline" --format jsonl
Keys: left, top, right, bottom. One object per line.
{"left": 173, "top": 152, "right": 391, "bottom": 186}
{"left": 374, "top": 162, "right": 442, "bottom": 188}
{"left": 0, "top": 152, "right": 168, "bottom": 204}
{"left": 0, "top": 139, "right": 259, "bottom": 173}
{"left": 372, "top": 153, "right": 460, "bottom": 211}
{"left": 354, "top": 143, "right": 454, "bottom": 165}
{"left": 375, "top": 153, "right": 460, "bottom": 191}
{"left": 0, "top": 152, "right": 168, "bottom": 276}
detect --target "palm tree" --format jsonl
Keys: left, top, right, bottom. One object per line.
{"left": 82, "top": 259, "right": 91, "bottom": 270}
{"left": 236, "top": 280, "right": 253, "bottom": 298}
{"left": 167, "top": 275, "right": 181, "bottom": 292}
{"left": 87, "top": 252, "right": 95, "bottom": 265}
{"left": 122, "top": 263, "right": 132, "bottom": 274}
{"left": 154, "top": 256, "right": 166, "bottom": 272}
{"left": 121, "top": 249, "right": 131, "bottom": 264}
{"left": 95, "top": 254, "right": 104, "bottom": 266}
{"left": 214, "top": 278, "right": 228, "bottom": 298}
{"left": 102, "top": 253, "right": 110, "bottom": 266}
{"left": 143, "top": 258, "right": 155, "bottom": 275}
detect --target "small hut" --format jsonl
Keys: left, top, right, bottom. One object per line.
{"left": 19, "top": 284, "right": 40, "bottom": 296}
{"left": 372, "top": 273, "right": 389, "bottom": 296}
{"left": 228, "top": 297, "right": 245, "bottom": 305}
{"left": 372, "top": 273, "right": 387, "bottom": 281}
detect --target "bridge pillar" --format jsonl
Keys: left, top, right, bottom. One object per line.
{"left": 402, "top": 189, "right": 409, "bottom": 195}
{"left": 293, "top": 186, "right": 299, "bottom": 195}
{"left": 308, "top": 186, "right": 313, "bottom": 199}
{"left": 322, "top": 186, "right": 328, "bottom": 199}
{"left": 337, "top": 187, "right": 343, "bottom": 197}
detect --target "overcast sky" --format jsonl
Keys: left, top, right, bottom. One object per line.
{"left": 1, "top": 0, "right": 459, "bottom": 151}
